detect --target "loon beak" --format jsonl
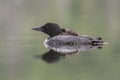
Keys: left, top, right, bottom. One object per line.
{"left": 32, "top": 27, "right": 44, "bottom": 32}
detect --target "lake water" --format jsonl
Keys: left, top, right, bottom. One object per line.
{"left": 0, "top": 0, "right": 120, "bottom": 80}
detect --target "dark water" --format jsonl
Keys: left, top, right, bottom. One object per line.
{"left": 0, "top": 0, "right": 120, "bottom": 80}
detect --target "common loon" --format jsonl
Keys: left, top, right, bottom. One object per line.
{"left": 32, "top": 23, "right": 107, "bottom": 48}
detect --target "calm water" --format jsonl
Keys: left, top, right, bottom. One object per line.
{"left": 0, "top": 0, "right": 120, "bottom": 80}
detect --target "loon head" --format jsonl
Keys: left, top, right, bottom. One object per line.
{"left": 32, "top": 23, "right": 62, "bottom": 37}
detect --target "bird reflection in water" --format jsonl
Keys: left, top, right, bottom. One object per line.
{"left": 34, "top": 35, "right": 107, "bottom": 63}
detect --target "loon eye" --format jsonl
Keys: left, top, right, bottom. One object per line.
{"left": 45, "top": 26, "right": 50, "bottom": 31}
{"left": 46, "top": 26, "right": 49, "bottom": 29}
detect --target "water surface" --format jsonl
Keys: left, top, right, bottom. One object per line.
{"left": 0, "top": 0, "right": 120, "bottom": 80}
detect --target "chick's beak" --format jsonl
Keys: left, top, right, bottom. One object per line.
{"left": 32, "top": 27, "right": 43, "bottom": 32}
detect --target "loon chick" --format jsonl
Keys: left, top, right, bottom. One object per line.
{"left": 32, "top": 23, "right": 78, "bottom": 37}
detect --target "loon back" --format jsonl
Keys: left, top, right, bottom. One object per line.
{"left": 44, "top": 35, "right": 105, "bottom": 53}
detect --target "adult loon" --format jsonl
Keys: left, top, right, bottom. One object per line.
{"left": 32, "top": 23, "right": 106, "bottom": 47}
